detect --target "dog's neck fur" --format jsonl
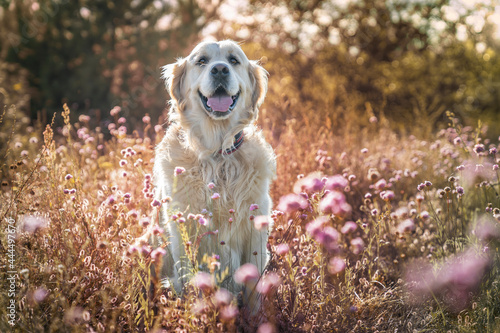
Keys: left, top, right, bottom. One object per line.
{"left": 173, "top": 104, "right": 255, "bottom": 160}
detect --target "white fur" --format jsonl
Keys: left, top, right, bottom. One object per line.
{"left": 153, "top": 40, "right": 276, "bottom": 295}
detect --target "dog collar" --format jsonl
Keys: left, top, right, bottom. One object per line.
{"left": 219, "top": 131, "right": 244, "bottom": 155}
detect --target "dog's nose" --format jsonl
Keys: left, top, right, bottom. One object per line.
{"left": 210, "top": 63, "right": 229, "bottom": 77}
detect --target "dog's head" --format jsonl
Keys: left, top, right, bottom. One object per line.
{"left": 162, "top": 40, "right": 268, "bottom": 125}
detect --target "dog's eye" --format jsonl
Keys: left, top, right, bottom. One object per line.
{"left": 197, "top": 57, "right": 208, "bottom": 66}
{"left": 229, "top": 57, "right": 239, "bottom": 65}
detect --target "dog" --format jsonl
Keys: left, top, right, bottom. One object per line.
{"left": 153, "top": 40, "right": 276, "bottom": 297}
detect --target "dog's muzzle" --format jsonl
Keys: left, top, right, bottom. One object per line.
{"left": 199, "top": 87, "right": 240, "bottom": 117}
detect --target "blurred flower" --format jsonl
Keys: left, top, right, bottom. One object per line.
{"left": 256, "top": 272, "right": 281, "bottom": 295}
{"left": 154, "top": 125, "right": 163, "bottom": 133}
{"left": 473, "top": 143, "right": 485, "bottom": 154}
{"left": 208, "top": 182, "right": 215, "bottom": 189}
{"left": 152, "top": 226, "right": 164, "bottom": 235}
{"left": 213, "top": 288, "right": 233, "bottom": 307}
{"left": 174, "top": 167, "right": 185, "bottom": 176}
{"left": 110, "top": 106, "right": 121, "bottom": 116}
{"left": 65, "top": 174, "right": 73, "bottom": 180}
{"left": 397, "top": 219, "right": 415, "bottom": 234}
{"left": 151, "top": 199, "right": 161, "bottom": 207}
{"left": 367, "top": 168, "right": 381, "bottom": 181}
{"left": 193, "top": 272, "right": 214, "bottom": 292}
{"left": 249, "top": 203, "right": 259, "bottom": 211}
{"left": 306, "top": 217, "right": 339, "bottom": 251}
{"left": 319, "top": 191, "right": 351, "bottom": 216}
{"left": 341, "top": 221, "right": 357, "bottom": 234}
{"left": 275, "top": 243, "right": 290, "bottom": 255}
{"left": 395, "top": 207, "right": 409, "bottom": 219}
{"left": 219, "top": 304, "right": 239, "bottom": 321}
{"left": 142, "top": 115, "right": 151, "bottom": 124}
{"left": 257, "top": 323, "right": 276, "bottom": 333}
{"left": 234, "top": 263, "right": 259, "bottom": 284}
{"left": 254, "top": 215, "right": 270, "bottom": 230}
{"left": 350, "top": 237, "right": 365, "bottom": 254}
{"left": 211, "top": 193, "right": 220, "bottom": 200}
{"left": 276, "top": 193, "right": 309, "bottom": 213}
{"left": 293, "top": 172, "right": 324, "bottom": 193}
{"left": 420, "top": 211, "right": 430, "bottom": 220}
{"left": 151, "top": 247, "right": 166, "bottom": 262}
{"left": 474, "top": 216, "right": 500, "bottom": 242}
{"left": 324, "top": 175, "right": 348, "bottom": 191}
{"left": 33, "top": 287, "right": 48, "bottom": 303}
{"left": 139, "top": 217, "right": 150, "bottom": 227}
{"left": 374, "top": 178, "right": 387, "bottom": 190}
{"left": 119, "top": 159, "right": 127, "bottom": 167}
{"left": 328, "top": 257, "right": 346, "bottom": 274}
{"left": 406, "top": 248, "right": 492, "bottom": 313}
{"left": 21, "top": 215, "right": 48, "bottom": 233}
{"left": 198, "top": 217, "right": 208, "bottom": 226}
{"left": 380, "top": 190, "right": 395, "bottom": 200}
{"left": 361, "top": 148, "right": 368, "bottom": 154}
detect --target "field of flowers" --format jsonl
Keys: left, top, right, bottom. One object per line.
{"left": 1, "top": 95, "right": 499, "bottom": 332}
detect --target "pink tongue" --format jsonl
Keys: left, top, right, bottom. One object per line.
{"left": 207, "top": 95, "right": 233, "bottom": 112}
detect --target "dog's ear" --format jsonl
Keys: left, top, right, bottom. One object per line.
{"left": 249, "top": 60, "right": 269, "bottom": 109}
{"left": 162, "top": 58, "right": 187, "bottom": 108}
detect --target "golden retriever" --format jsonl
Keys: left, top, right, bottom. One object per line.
{"left": 153, "top": 40, "right": 276, "bottom": 297}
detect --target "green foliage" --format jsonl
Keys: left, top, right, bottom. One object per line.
{"left": 1, "top": 0, "right": 213, "bottom": 125}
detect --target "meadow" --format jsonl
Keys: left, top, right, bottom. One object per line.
{"left": 1, "top": 94, "right": 499, "bottom": 332}
{"left": 1, "top": 1, "right": 500, "bottom": 332}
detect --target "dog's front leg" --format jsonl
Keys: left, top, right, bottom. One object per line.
{"left": 166, "top": 219, "right": 191, "bottom": 294}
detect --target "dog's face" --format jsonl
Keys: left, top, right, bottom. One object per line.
{"left": 163, "top": 40, "right": 268, "bottom": 122}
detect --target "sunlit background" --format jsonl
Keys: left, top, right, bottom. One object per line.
{"left": 1, "top": 0, "right": 499, "bottom": 136}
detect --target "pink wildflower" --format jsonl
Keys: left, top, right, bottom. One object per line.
{"left": 249, "top": 203, "right": 259, "bottom": 211}
{"left": 276, "top": 193, "right": 308, "bottom": 213}
{"left": 174, "top": 166, "right": 185, "bottom": 176}
{"left": 275, "top": 243, "right": 290, "bottom": 255}
{"left": 151, "top": 247, "right": 166, "bottom": 262}
{"left": 397, "top": 219, "right": 415, "bottom": 234}
{"left": 254, "top": 215, "right": 270, "bottom": 230}
{"left": 256, "top": 272, "right": 281, "bottom": 295}
{"left": 21, "top": 215, "right": 48, "bottom": 233}
{"left": 193, "top": 272, "right": 215, "bottom": 292}
{"left": 319, "top": 191, "right": 352, "bottom": 216}
{"left": 324, "top": 175, "right": 348, "bottom": 191}
{"left": 328, "top": 257, "right": 346, "bottom": 275}
{"left": 293, "top": 172, "right": 324, "bottom": 193}
{"left": 341, "top": 221, "right": 358, "bottom": 234}
{"left": 234, "top": 263, "right": 259, "bottom": 284}
{"left": 350, "top": 237, "right": 365, "bottom": 254}
{"left": 213, "top": 288, "right": 233, "bottom": 307}
{"left": 219, "top": 304, "right": 239, "bottom": 321}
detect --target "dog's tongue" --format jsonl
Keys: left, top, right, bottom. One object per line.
{"left": 207, "top": 95, "right": 232, "bottom": 112}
